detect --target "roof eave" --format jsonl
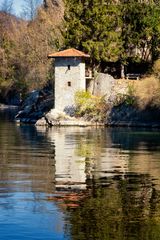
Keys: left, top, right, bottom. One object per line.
{"left": 48, "top": 55, "right": 90, "bottom": 58}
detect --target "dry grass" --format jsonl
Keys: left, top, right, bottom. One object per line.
{"left": 133, "top": 76, "right": 160, "bottom": 109}
{"left": 115, "top": 76, "right": 160, "bottom": 109}
{"left": 153, "top": 59, "right": 160, "bottom": 79}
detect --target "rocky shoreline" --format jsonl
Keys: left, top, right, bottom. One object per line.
{"left": 106, "top": 121, "right": 160, "bottom": 128}
{"left": 15, "top": 105, "right": 160, "bottom": 128}
{"left": 12, "top": 73, "right": 160, "bottom": 128}
{"left": 35, "top": 109, "right": 104, "bottom": 127}
{"left": 106, "top": 103, "right": 160, "bottom": 128}
{"left": 0, "top": 104, "right": 18, "bottom": 110}
{"left": 1, "top": 102, "right": 159, "bottom": 128}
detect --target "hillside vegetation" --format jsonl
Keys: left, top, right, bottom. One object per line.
{"left": 0, "top": 0, "right": 64, "bottom": 101}
{"left": 64, "top": 0, "right": 160, "bottom": 75}
{"left": 0, "top": 0, "right": 160, "bottom": 104}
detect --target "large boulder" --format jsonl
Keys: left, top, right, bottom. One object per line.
{"left": 45, "top": 109, "right": 73, "bottom": 124}
{"left": 88, "top": 73, "right": 116, "bottom": 100}
{"left": 15, "top": 87, "right": 54, "bottom": 123}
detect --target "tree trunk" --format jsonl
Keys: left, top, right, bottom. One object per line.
{"left": 43, "top": 0, "right": 48, "bottom": 8}
{"left": 121, "top": 64, "right": 125, "bottom": 79}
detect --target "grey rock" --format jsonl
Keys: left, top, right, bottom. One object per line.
{"left": 37, "top": 108, "right": 104, "bottom": 127}
{"left": 88, "top": 73, "right": 115, "bottom": 101}
{"left": 15, "top": 87, "right": 54, "bottom": 124}
{"left": 36, "top": 117, "right": 48, "bottom": 126}
{"left": 64, "top": 106, "right": 76, "bottom": 117}
{"left": 106, "top": 103, "right": 160, "bottom": 127}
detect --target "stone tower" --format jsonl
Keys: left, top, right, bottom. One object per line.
{"left": 48, "top": 48, "right": 90, "bottom": 112}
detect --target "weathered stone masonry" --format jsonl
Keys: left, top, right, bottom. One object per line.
{"left": 54, "top": 57, "right": 85, "bottom": 111}
{"left": 48, "top": 48, "right": 90, "bottom": 112}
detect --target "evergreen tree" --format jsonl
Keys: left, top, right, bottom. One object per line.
{"left": 64, "top": 0, "right": 123, "bottom": 70}
{"left": 64, "top": 0, "right": 160, "bottom": 74}
{"left": 120, "top": 0, "right": 160, "bottom": 64}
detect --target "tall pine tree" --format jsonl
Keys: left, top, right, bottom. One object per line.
{"left": 120, "top": 0, "right": 160, "bottom": 64}
{"left": 64, "top": 0, "right": 160, "bottom": 74}
{"left": 64, "top": 0, "right": 123, "bottom": 70}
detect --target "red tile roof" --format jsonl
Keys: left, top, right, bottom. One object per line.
{"left": 48, "top": 48, "right": 90, "bottom": 58}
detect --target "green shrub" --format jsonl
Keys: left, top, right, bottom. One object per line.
{"left": 114, "top": 83, "right": 135, "bottom": 106}
{"left": 75, "top": 90, "right": 108, "bottom": 122}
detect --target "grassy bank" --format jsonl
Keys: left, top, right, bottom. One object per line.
{"left": 74, "top": 75, "right": 160, "bottom": 124}
{"left": 118, "top": 76, "right": 160, "bottom": 110}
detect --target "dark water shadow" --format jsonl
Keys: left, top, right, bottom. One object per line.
{"left": 108, "top": 127, "right": 160, "bottom": 151}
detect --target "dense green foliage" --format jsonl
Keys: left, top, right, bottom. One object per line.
{"left": 64, "top": 0, "right": 123, "bottom": 69}
{"left": 121, "top": 0, "right": 160, "bottom": 63}
{"left": 66, "top": 176, "right": 160, "bottom": 240}
{"left": 64, "top": 0, "right": 160, "bottom": 71}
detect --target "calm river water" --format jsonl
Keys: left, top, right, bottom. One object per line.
{"left": 0, "top": 109, "right": 160, "bottom": 240}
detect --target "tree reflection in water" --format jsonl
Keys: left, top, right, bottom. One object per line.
{"left": 34, "top": 126, "right": 160, "bottom": 240}
{"left": 63, "top": 174, "right": 160, "bottom": 240}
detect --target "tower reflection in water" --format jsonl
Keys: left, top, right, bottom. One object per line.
{"left": 35, "top": 126, "right": 160, "bottom": 240}
{"left": 36, "top": 126, "right": 129, "bottom": 191}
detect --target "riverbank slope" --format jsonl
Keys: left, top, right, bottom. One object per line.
{"left": 14, "top": 74, "right": 160, "bottom": 128}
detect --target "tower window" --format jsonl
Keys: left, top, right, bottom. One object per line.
{"left": 68, "top": 81, "right": 71, "bottom": 87}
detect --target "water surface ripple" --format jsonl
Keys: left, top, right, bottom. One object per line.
{"left": 0, "top": 110, "right": 160, "bottom": 239}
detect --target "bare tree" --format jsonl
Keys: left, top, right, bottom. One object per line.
{"left": 43, "top": 0, "right": 48, "bottom": 8}
{"left": 43, "top": 0, "right": 60, "bottom": 8}
{"left": 0, "top": 0, "right": 13, "bottom": 14}
{"left": 21, "top": 0, "right": 42, "bottom": 20}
